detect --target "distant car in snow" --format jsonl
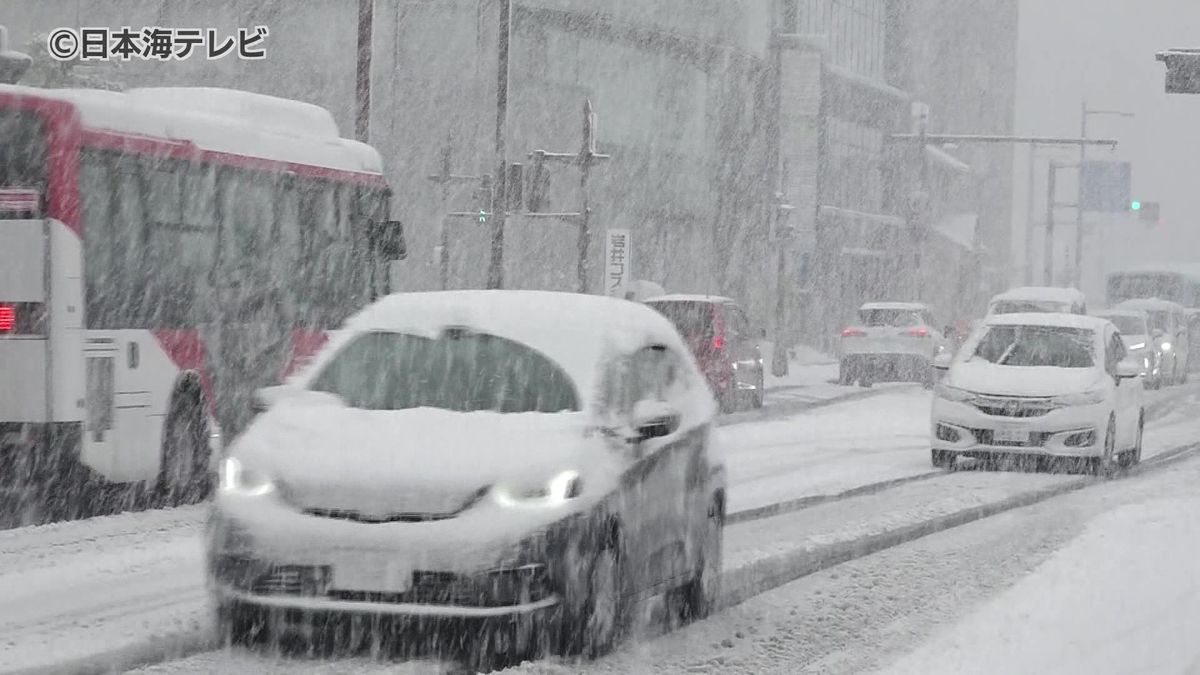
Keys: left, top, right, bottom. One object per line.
{"left": 986, "top": 286, "right": 1088, "bottom": 316}
{"left": 931, "top": 313, "right": 1144, "bottom": 475}
{"left": 643, "top": 294, "right": 766, "bottom": 412}
{"left": 205, "top": 290, "right": 726, "bottom": 667}
{"left": 1091, "top": 309, "right": 1163, "bottom": 389}
{"left": 838, "top": 302, "right": 951, "bottom": 387}
{"left": 1113, "top": 297, "right": 1191, "bottom": 385}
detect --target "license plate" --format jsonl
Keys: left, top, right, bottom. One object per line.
{"left": 994, "top": 428, "right": 1029, "bottom": 444}
{"left": 332, "top": 555, "right": 412, "bottom": 593}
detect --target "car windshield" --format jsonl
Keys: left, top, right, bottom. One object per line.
{"left": 971, "top": 325, "right": 1095, "bottom": 368}
{"left": 308, "top": 330, "right": 579, "bottom": 412}
{"left": 858, "top": 308, "right": 923, "bottom": 327}
{"left": 1103, "top": 315, "right": 1146, "bottom": 336}
{"left": 646, "top": 301, "right": 716, "bottom": 339}
{"left": 989, "top": 300, "right": 1066, "bottom": 315}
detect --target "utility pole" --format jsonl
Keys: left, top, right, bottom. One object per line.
{"left": 1073, "top": 100, "right": 1087, "bottom": 288}
{"left": 1023, "top": 142, "right": 1036, "bottom": 285}
{"left": 354, "top": 0, "right": 374, "bottom": 143}
{"left": 1045, "top": 161, "right": 1058, "bottom": 285}
{"left": 487, "top": 0, "right": 512, "bottom": 289}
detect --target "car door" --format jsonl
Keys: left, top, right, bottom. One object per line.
{"left": 725, "top": 304, "right": 760, "bottom": 392}
{"left": 1173, "top": 309, "right": 1190, "bottom": 372}
{"left": 607, "top": 344, "right": 708, "bottom": 600}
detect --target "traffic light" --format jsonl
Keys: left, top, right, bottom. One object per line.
{"left": 1130, "top": 200, "right": 1161, "bottom": 225}
{"left": 1157, "top": 49, "right": 1200, "bottom": 94}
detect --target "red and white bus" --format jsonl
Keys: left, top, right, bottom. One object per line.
{"left": 0, "top": 84, "right": 404, "bottom": 513}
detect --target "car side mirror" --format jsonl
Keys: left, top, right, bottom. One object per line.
{"left": 369, "top": 219, "right": 407, "bottom": 261}
{"left": 1115, "top": 360, "right": 1141, "bottom": 379}
{"left": 631, "top": 399, "right": 680, "bottom": 442}
{"left": 933, "top": 352, "right": 954, "bottom": 371}
{"left": 252, "top": 385, "right": 302, "bottom": 413}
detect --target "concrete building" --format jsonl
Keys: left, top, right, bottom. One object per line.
{"left": 6, "top": 0, "right": 1017, "bottom": 352}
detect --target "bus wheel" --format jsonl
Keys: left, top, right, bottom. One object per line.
{"left": 158, "top": 392, "right": 205, "bottom": 506}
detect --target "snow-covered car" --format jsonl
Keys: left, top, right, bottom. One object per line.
{"left": 1113, "top": 297, "right": 1190, "bottom": 384}
{"left": 205, "top": 290, "right": 725, "bottom": 666}
{"left": 986, "top": 286, "right": 1088, "bottom": 316}
{"left": 931, "top": 313, "right": 1144, "bottom": 475}
{"left": 839, "top": 302, "right": 951, "bottom": 387}
{"left": 1092, "top": 309, "right": 1162, "bottom": 389}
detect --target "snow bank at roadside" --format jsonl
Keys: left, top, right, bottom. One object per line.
{"left": 880, "top": 496, "right": 1200, "bottom": 675}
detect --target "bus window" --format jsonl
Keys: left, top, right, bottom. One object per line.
{"left": 81, "top": 153, "right": 116, "bottom": 328}
{"left": 0, "top": 111, "right": 46, "bottom": 194}
{"left": 273, "top": 179, "right": 301, "bottom": 319}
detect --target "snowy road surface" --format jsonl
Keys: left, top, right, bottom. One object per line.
{"left": 1, "top": 384, "right": 1198, "bottom": 674}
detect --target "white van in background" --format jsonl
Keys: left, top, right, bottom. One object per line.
{"left": 987, "top": 286, "right": 1088, "bottom": 317}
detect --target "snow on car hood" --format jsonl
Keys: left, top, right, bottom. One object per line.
{"left": 948, "top": 360, "right": 1106, "bottom": 397}
{"left": 230, "top": 393, "right": 618, "bottom": 516}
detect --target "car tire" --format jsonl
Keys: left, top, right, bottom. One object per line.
{"left": 1122, "top": 413, "right": 1145, "bottom": 468}
{"left": 931, "top": 449, "right": 956, "bottom": 469}
{"left": 838, "top": 359, "right": 853, "bottom": 386}
{"left": 1090, "top": 416, "right": 1118, "bottom": 478}
{"left": 157, "top": 392, "right": 206, "bottom": 507}
{"left": 557, "top": 526, "right": 624, "bottom": 660}
{"left": 752, "top": 370, "right": 765, "bottom": 409}
{"left": 673, "top": 493, "right": 724, "bottom": 625}
{"left": 214, "top": 598, "right": 263, "bottom": 647}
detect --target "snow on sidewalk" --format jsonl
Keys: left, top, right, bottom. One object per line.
{"left": 880, "top": 496, "right": 1200, "bottom": 675}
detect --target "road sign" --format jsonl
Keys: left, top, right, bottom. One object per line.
{"left": 603, "top": 228, "right": 631, "bottom": 297}
{"left": 1079, "top": 160, "right": 1131, "bottom": 212}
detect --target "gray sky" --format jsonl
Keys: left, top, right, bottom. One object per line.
{"left": 1013, "top": 0, "right": 1200, "bottom": 298}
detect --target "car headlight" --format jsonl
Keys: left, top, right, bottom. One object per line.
{"left": 1161, "top": 341, "right": 1173, "bottom": 351}
{"left": 492, "top": 470, "right": 583, "bottom": 509}
{"left": 934, "top": 383, "right": 975, "bottom": 403}
{"left": 1050, "top": 389, "right": 1106, "bottom": 407}
{"left": 218, "top": 457, "right": 277, "bottom": 497}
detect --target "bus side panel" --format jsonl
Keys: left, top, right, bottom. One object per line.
{"left": 0, "top": 219, "right": 48, "bottom": 423}
{"left": 48, "top": 220, "right": 85, "bottom": 424}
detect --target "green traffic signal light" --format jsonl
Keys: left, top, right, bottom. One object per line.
{"left": 1131, "top": 200, "right": 1142, "bottom": 211}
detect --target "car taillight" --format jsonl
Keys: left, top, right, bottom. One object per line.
{"left": 0, "top": 302, "right": 47, "bottom": 335}
{"left": 712, "top": 335, "right": 725, "bottom": 351}
{"left": 842, "top": 328, "right": 866, "bottom": 337}
{"left": 906, "top": 327, "right": 930, "bottom": 337}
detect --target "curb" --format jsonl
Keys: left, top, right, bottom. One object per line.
{"left": 726, "top": 470, "right": 943, "bottom": 525}
{"left": 5, "top": 630, "right": 216, "bottom": 675}
{"left": 718, "top": 384, "right": 913, "bottom": 428}
{"left": 717, "top": 441, "right": 1200, "bottom": 612}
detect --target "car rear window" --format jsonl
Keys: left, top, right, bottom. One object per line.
{"left": 989, "top": 300, "right": 1066, "bottom": 315}
{"left": 858, "top": 309, "right": 923, "bottom": 327}
{"left": 309, "top": 330, "right": 579, "bottom": 413}
{"left": 971, "top": 325, "right": 1094, "bottom": 368}
{"left": 646, "top": 301, "right": 716, "bottom": 339}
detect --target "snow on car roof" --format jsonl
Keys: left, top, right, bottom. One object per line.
{"left": 990, "top": 286, "right": 1086, "bottom": 303}
{"left": 1092, "top": 309, "right": 1146, "bottom": 319}
{"left": 0, "top": 84, "right": 383, "bottom": 174}
{"left": 984, "top": 313, "right": 1110, "bottom": 331}
{"left": 642, "top": 293, "right": 734, "bottom": 304}
{"left": 1114, "top": 297, "right": 1186, "bottom": 311}
{"left": 295, "top": 290, "right": 692, "bottom": 406}
{"left": 859, "top": 301, "right": 928, "bottom": 311}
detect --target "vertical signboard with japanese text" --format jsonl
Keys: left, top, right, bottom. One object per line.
{"left": 604, "top": 228, "right": 631, "bottom": 297}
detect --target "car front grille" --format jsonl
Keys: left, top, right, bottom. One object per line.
{"left": 971, "top": 429, "right": 1051, "bottom": 447}
{"left": 302, "top": 508, "right": 457, "bottom": 524}
{"left": 971, "top": 396, "right": 1055, "bottom": 418}
{"left": 250, "top": 565, "right": 329, "bottom": 595}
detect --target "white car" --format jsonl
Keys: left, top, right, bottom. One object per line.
{"left": 839, "top": 302, "right": 951, "bottom": 387}
{"left": 1113, "top": 297, "right": 1191, "bottom": 384}
{"left": 1092, "top": 309, "right": 1162, "bottom": 389}
{"left": 987, "top": 286, "right": 1088, "bottom": 316}
{"left": 206, "top": 290, "right": 726, "bottom": 668}
{"left": 931, "top": 313, "right": 1144, "bottom": 475}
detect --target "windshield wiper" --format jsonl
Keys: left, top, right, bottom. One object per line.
{"left": 996, "top": 342, "right": 1018, "bottom": 365}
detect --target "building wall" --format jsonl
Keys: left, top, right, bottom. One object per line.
{"left": 888, "top": 0, "right": 1020, "bottom": 304}
{"left": 5, "top": 0, "right": 779, "bottom": 323}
